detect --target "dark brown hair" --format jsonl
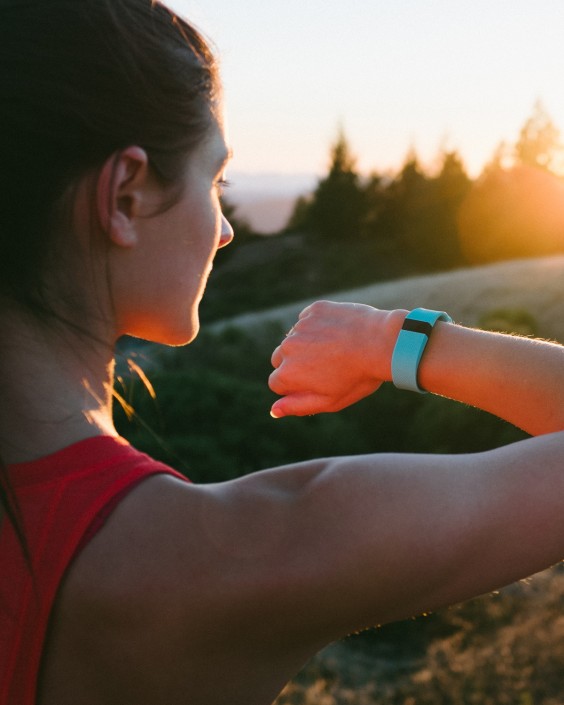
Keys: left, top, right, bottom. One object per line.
{"left": 0, "top": 0, "right": 220, "bottom": 555}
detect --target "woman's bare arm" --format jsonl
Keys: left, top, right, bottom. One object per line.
{"left": 197, "top": 432, "right": 564, "bottom": 643}
{"left": 44, "top": 303, "right": 563, "bottom": 702}
{"left": 48, "top": 433, "right": 564, "bottom": 703}
{"left": 269, "top": 301, "right": 564, "bottom": 435}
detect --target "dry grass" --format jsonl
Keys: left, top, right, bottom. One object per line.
{"left": 275, "top": 566, "right": 564, "bottom": 704}
{"left": 213, "top": 255, "right": 564, "bottom": 344}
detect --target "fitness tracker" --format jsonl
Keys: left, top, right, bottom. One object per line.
{"left": 391, "top": 308, "right": 453, "bottom": 393}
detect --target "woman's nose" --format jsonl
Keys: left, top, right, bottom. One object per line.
{"left": 218, "top": 214, "right": 234, "bottom": 248}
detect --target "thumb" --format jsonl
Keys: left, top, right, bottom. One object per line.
{"left": 270, "top": 393, "right": 328, "bottom": 419}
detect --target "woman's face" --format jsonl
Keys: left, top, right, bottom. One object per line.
{"left": 115, "top": 117, "right": 233, "bottom": 346}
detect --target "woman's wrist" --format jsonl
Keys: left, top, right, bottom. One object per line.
{"left": 367, "top": 308, "right": 409, "bottom": 383}
{"left": 391, "top": 308, "right": 454, "bottom": 393}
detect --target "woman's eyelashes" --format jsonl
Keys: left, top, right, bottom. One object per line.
{"left": 215, "top": 177, "right": 231, "bottom": 197}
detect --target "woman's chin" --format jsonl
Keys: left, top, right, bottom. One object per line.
{"left": 159, "top": 323, "right": 200, "bottom": 348}
{"left": 124, "top": 316, "right": 199, "bottom": 347}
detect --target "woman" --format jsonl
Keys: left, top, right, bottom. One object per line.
{"left": 0, "top": 1, "right": 562, "bottom": 704}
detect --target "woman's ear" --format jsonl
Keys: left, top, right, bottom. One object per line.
{"left": 96, "top": 146, "right": 150, "bottom": 248}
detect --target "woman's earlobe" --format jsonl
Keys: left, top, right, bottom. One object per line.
{"left": 96, "top": 146, "right": 149, "bottom": 248}
{"left": 108, "top": 212, "right": 139, "bottom": 248}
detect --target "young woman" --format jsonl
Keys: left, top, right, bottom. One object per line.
{"left": 0, "top": 1, "right": 562, "bottom": 704}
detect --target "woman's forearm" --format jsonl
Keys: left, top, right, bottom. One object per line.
{"left": 269, "top": 301, "right": 564, "bottom": 435}
{"left": 418, "top": 320, "right": 564, "bottom": 435}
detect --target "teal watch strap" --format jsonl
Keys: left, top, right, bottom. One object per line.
{"left": 391, "top": 308, "right": 452, "bottom": 393}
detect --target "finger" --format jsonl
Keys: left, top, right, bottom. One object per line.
{"left": 298, "top": 300, "right": 335, "bottom": 320}
{"left": 268, "top": 367, "right": 295, "bottom": 395}
{"left": 297, "top": 304, "right": 314, "bottom": 320}
{"left": 271, "top": 345, "right": 283, "bottom": 368}
{"left": 270, "top": 392, "right": 329, "bottom": 419}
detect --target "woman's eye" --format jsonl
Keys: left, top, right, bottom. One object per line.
{"left": 215, "top": 178, "right": 231, "bottom": 197}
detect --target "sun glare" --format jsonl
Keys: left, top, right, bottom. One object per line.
{"left": 458, "top": 165, "right": 564, "bottom": 263}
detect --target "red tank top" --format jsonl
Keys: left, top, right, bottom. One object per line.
{"left": 0, "top": 435, "right": 188, "bottom": 705}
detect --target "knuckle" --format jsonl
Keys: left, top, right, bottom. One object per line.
{"left": 268, "top": 374, "right": 286, "bottom": 395}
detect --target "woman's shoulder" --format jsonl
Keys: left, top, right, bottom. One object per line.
{"left": 39, "top": 472, "right": 304, "bottom": 704}
{"left": 38, "top": 474, "right": 209, "bottom": 702}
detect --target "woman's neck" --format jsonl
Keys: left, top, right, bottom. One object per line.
{"left": 0, "top": 309, "right": 118, "bottom": 464}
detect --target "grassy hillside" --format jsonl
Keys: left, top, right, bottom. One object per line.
{"left": 210, "top": 254, "right": 564, "bottom": 344}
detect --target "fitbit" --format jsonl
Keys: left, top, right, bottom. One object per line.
{"left": 391, "top": 308, "right": 453, "bottom": 393}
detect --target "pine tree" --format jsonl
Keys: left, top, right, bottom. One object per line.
{"left": 514, "top": 100, "right": 564, "bottom": 174}
{"left": 294, "top": 128, "right": 368, "bottom": 241}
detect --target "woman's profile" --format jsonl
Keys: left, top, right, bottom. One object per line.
{"left": 0, "top": 1, "right": 562, "bottom": 704}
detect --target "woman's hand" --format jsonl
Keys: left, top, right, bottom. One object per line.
{"left": 269, "top": 301, "right": 405, "bottom": 418}
{"left": 269, "top": 299, "right": 564, "bottom": 434}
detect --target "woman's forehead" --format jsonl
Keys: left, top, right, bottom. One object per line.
{"left": 201, "top": 119, "right": 232, "bottom": 169}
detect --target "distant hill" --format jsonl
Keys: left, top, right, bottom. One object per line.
{"left": 210, "top": 255, "right": 564, "bottom": 343}
{"left": 233, "top": 196, "right": 299, "bottom": 234}
{"left": 227, "top": 171, "right": 317, "bottom": 234}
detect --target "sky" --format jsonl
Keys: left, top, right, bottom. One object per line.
{"left": 167, "top": 0, "right": 564, "bottom": 182}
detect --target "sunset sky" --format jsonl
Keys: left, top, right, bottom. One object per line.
{"left": 168, "top": 1, "right": 564, "bottom": 180}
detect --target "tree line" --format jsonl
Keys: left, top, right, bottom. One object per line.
{"left": 288, "top": 100, "right": 564, "bottom": 265}
{"left": 203, "top": 102, "right": 564, "bottom": 324}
